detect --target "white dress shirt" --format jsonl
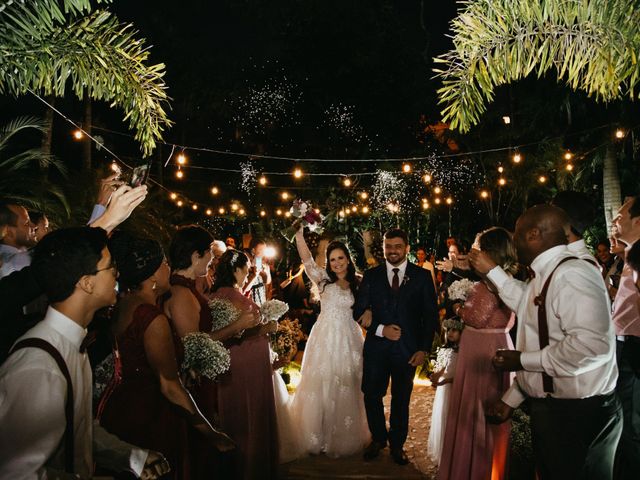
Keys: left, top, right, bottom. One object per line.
{"left": 486, "top": 245, "right": 618, "bottom": 408}
{"left": 375, "top": 260, "right": 409, "bottom": 337}
{"left": 567, "top": 239, "right": 598, "bottom": 264}
{"left": 0, "top": 307, "right": 147, "bottom": 479}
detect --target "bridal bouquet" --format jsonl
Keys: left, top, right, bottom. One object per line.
{"left": 182, "top": 332, "right": 231, "bottom": 380}
{"left": 209, "top": 298, "right": 241, "bottom": 332}
{"left": 270, "top": 318, "right": 306, "bottom": 364}
{"left": 447, "top": 278, "right": 477, "bottom": 302}
{"left": 260, "top": 299, "right": 289, "bottom": 323}
{"left": 281, "top": 199, "right": 324, "bottom": 242}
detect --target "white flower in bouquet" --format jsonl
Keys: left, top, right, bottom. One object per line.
{"left": 261, "top": 299, "right": 289, "bottom": 322}
{"left": 433, "top": 346, "right": 455, "bottom": 372}
{"left": 282, "top": 199, "right": 324, "bottom": 242}
{"left": 209, "top": 298, "right": 241, "bottom": 332}
{"left": 182, "top": 332, "right": 231, "bottom": 380}
{"left": 447, "top": 278, "right": 477, "bottom": 301}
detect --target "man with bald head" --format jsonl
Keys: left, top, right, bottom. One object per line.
{"left": 471, "top": 205, "right": 621, "bottom": 479}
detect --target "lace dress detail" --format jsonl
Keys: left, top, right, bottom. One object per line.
{"left": 289, "top": 258, "right": 370, "bottom": 457}
{"left": 427, "top": 347, "right": 458, "bottom": 465}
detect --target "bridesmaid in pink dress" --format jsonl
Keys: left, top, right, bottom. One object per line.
{"left": 164, "top": 226, "right": 255, "bottom": 478}
{"left": 210, "top": 249, "right": 279, "bottom": 480}
{"left": 438, "top": 227, "right": 517, "bottom": 480}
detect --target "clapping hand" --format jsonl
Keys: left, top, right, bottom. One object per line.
{"left": 140, "top": 451, "right": 170, "bottom": 480}
{"left": 485, "top": 399, "right": 514, "bottom": 424}
{"left": 468, "top": 248, "right": 497, "bottom": 275}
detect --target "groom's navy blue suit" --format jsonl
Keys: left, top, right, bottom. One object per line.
{"left": 353, "top": 261, "right": 438, "bottom": 449}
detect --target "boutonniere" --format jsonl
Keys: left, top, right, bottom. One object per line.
{"left": 402, "top": 275, "right": 410, "bottom": 286}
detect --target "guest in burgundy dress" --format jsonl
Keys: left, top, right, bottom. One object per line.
{"left": 211, "top": 249, "right": 279, "bottom": 480}
{"left": 438, "top": 227, "right": 516, "bottom": 480}
{"left": 163, "top": 227, "right": 255, "bottom": 478}
{"left": 98, "top": 232, "right": 233, "bottom": 480}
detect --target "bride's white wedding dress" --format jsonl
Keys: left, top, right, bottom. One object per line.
{"left": 289, "top": 257, "right": 370, "bottom": 458}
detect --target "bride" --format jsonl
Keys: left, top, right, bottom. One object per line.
{"left": 289, "top": 227, "right": 370, "bottom": 457}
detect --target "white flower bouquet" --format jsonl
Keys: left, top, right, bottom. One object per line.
{"left": 281, "top": 199, "right": 324, "bottom": 242}
{"left": 447, "top": 278, "right": 477, "bottom": 301}
{"left": 181, "top": 332, "right": 231, "bottom": 380}
{"left": 209, "top": 298, "right": 241, "bottom": 332}
{"left": 260, "top": 299, "right": 289, "bottom": 323}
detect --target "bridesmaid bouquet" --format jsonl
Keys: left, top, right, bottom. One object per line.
{"left": 209, "top": 298, "right": 241, "bottom": 332}
{"left": 270, "top": 318, "right": 306, "bottom": 364}
{"left": 447, "top": 278, "right": 477, "bottom": 301}
{"left": 260, "top": 299, "right": 289, "bottom": 323}
{"left": 182, "top": 332, "right": 231, "bottom": 380}
{"left": 281, "top": 199, "right": 324, "bottom": 242}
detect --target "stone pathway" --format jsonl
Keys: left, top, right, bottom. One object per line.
{"left": 280, "top": 385, "right": 438, "bottom": 479}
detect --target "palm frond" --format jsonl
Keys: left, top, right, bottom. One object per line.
{"left": 0, "top": 1, "right": 172, "bottom": 156}
{"left": 0, "top": 116, "right": 46, "bottom": 152}
{"left": 434, "top": 0, "right": 640, "bottom": 132}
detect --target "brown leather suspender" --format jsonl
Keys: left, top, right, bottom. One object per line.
{"left": 10, "top": 338, "right": 75, "bottom": 473}
{"left": 533, "top": 256, "right": 579, "bottom": 394}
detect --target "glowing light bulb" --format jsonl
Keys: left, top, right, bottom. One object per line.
{"left": 176, "top": 169, "right": 184, "bottom": 179}
{"left": 339, "top": 210, "right": 346, "bottom": 218}
{"left": 276, "top": 209, "right": 282, "bottom": 216}
{"left": 566, "top": 164, "right": 574, "bottom": 172}
{"left": 564, "top": 152, "right": 573, "bottom": 160}
{"left": 351, "top": 206, "right": 358, "bottom": 213}
{"left": 343, "top": 178, "right": 352, "bottom": 187}
{"left": 480, "top": 190, "right": 489, "bottom": 199}
{"left": 314, "top": 209, "right": 320, "bottom": 214}
{"left": 498, "top": 166, "right": 504, "bottom": 173}
{"left": 211, "top": 187, "right": 219, "bottom": 195}
{"left": 362, "top": 206, "right": 370, "bottom": 214}
{"left": 170, "top": 192, "right": 177, "bottom": 200}
{"left": 293, "top": 168, "right": 303, "bottom": 179}
{"left": 73, "top": 130, "right": 83, "bottom": 140}
{"left": 498, "top": 177, "right": 506, "bottom": 186}
{"left": 402, "top": 163, "right": 412, "bottom": 173}
{"left": 423, "top": 173, "right": 432, "bottom": 183}
{"left": 206, "top": 209, "right": 212, "bottom": 216}
{"left": 285, "top": 211, "right": 291, "bottom": 218}
{"left": 176, "top": 200, "right": 184, "bottom": 207}
{"left": 260, "top": 210, "right": 266, "bottom": 217}
{"left": 502, "top": 116, "right": 511, "bottom": 125}
{"left": 422, "top": 202, "right": 430, "bottom": 210}
{"left": 538, "top": 175, "right": 547, "bottom": 183}
{"left": 177, "top": 153, "right": 187, "bottom": 165}
{"left": 239, "top": 208, "right": 246, "bottom": 215}
{"left": 434, "top": 198, "right": 441, "bottom": 205}
{"left": 512, "top": 153, "right": 522, "bottom": 163}
{"left": 446, "top": 197, "right": 453, "bottom": 205}
{"left": 281, "top": 192, "right": 290, "bottom": 200}
{"left": 434, "top": 186, "right": 442, "bottom": 195}
{"left": 360, "top": 192, "right": 368, "bottom": 200}
{"left": 218, "top": 207, "right": 226, "bottom": 214}
{"left": 615, "top": 129, "right": 625, "bottom": 139}
{"left": 259, "top": 176, "right": 267, "bottom": 186}
{"left": 192, "top": 204, "right": 198, "bottom": 211}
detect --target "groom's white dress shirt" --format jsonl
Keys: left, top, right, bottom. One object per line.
{"left": 486, "top": 244, "right": 618, "bottom": 408}
{"left": 374, "top": 260, "right": 409, "bottom": 337}
{"left": 0, "top": 307, "right": 147, "bottom": 479}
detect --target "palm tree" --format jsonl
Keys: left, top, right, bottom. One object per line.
{"left": 0, "top": 116, "right": 69, "bottom": 219}
{"left": 0, "top": 0, "right": 172, "bottom": 157}
{"left": 434, "top": 0, "right": 640, "bottom": 230}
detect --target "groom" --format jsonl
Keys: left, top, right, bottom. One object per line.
{"left": 354, "top": 228, "right": 438, "bottom": 465}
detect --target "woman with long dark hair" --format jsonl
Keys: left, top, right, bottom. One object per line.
{"left": 289, "top": 228, "right": 370, "bottom": 457}
{"left": 210, "top": 249, "right": 280, "bottom": 480}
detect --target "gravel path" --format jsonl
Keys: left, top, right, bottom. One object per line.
{"left": 280, "top": 385, "right": 438, "bottom": 479}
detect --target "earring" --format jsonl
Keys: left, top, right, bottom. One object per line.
{"left": 152, "top": 280, "right": 157, "bottom": 291}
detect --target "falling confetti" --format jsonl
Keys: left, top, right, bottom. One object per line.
{"left": 372, "top": 170, "right": 409, "bottom": 212}
{"left": 322, "top": 103, "right": 371, "bottom": 145}
{"left": 240, "top": 161, "right": 258, "bottom": 196}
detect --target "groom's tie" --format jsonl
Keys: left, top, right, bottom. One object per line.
{"left": 391, "top": 268, "right": 400, "bottom": 292}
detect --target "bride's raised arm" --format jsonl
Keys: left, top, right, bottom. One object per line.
{"left": 294, "top": 227, "right": 327, "bottom": 285}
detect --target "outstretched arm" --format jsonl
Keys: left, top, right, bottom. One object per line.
{"left": 294, "top": 228, "right": 327, "bottom": 285}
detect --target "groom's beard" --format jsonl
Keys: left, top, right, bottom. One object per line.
{"left": 385, "top": 253, "right": 407, "bottom": 266}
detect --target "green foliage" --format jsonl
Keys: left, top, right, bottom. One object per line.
{"left": 0, "top": 116, "right": 70, "bottom": 217}
{"left": 0, "top": 0, "right": 172, "bottom": 156}
{"left": 434, "top": 0, "right": 640, "bottom": 132}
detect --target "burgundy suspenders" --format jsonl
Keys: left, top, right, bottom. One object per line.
{"left": 10, "top": 338, "right": 75, "bottom": 474}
